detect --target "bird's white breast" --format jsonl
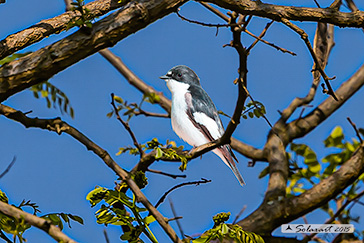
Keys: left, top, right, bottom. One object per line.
{"left": 166, "top": 79, "right": 209, "bottom": 147}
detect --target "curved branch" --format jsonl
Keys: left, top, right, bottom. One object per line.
{"left": 206, "top": 0, "right": 364, "bottom": 28}
{"left": 0, "top": 201, "right": 76, "bottom": 243}
{"left": 0, "top": 104, "right": 182, "bottom": 243}
{"left": 0, "top": 0, "right": 186, "bottom": 102}
{"left": 0, "top": 0, "right": 127, "bottom": 60}
{"left": 287, "top": 63, "right": 364, "bottom": 141}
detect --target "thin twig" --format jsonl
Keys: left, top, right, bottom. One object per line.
{"left": 155, "top": 178, "right": 211, "bottom": 208}
{"left": 313, "top": 0, "right": 321, "bottom": 8}
{"left": 199, "top": 3, "right": 295, "bottom": 56}
{"left": 169, "top": 198, "right": 185, "bottom": 239}
{"left": 281, "top": 18, "right": 338, "bottom": 101}
{"left": 147, "top": 168, "right": 186, "bottom": 179}
{"left": 103, "top": 229, "right": 110, "bottom": 243}
{"left": 244, "top": 26, "right": 296, "bottom": 56}
{"left": 111, "top": 93, "right": 144, "bottom": 157}
{"left": 347, "top": 117, "right": 363, "bottom": 143}
{"left": 0, "top": 230, "right": 12, "bottom": 243}
{"left": 232, "top": 205, "right": 247, "bottom": 224}
{"left": 176, "top": 9, "right": 231, "bottom": 28}
{"left": 135, "top": 108, "right": 169, "bottom": 118}
{"left": 0, "top": 156, "right": 16, "bottom": 179}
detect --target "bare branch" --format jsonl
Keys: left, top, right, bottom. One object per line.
{"left": 110, "top": 93, "right": 144, "bottom": 157}
{"left": 245, "top": 21, "right": 296, "bottom": 56}
{"left": 279, "top": 23, "right": 335, "bottom": 123}
{"left": 169, "top": 199, "right": 185, "bottom": 239}
{"left": 347, "top": 117, "right": 363, "bottom": 143}
{"left": 155, "top": 178, "right": 211, "bottom": 208}
{"left": 0, "top": 201, "right": 77, "bottom": 243}
{"left": 0, "top": 156, "right": 16, "bottom": 179}
{"left": 280, "top": 18, "right": 338, "bottom": 101}
{"left": 99, "top": 49, "right": 172, "bottom": 113}
{"left": 205, "top": 0, "right": 364, "bottom": 28}
{"left": 0, "top": 104, "right": 182, "bottom": 243}
{"left": 147, "top": 168, "right": 186, "bottom": 179}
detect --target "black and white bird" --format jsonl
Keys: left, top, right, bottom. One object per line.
{"left": 160, "top": 65, "right": 246, "bottom": 186}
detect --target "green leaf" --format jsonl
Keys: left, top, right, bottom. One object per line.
{"left": 86, "top": 186, "right": 108, "bottom": 207}
{"left": 324, "top": 126, "right": 344, "bottom": 148}
{"left": 68, "top": 214, "right": 84, "bottom": 225}
{"left": 258, "top": 166, "right": 269, "bottom": 179}
{"left": 0, "top": 52, "right": 32, "bottom": 66}
{"left": 0, "top": 190, "right": 9, "bottom": 203}
{"left": 155, "top": 147, "right": 163, "bottom": 159}
{"left": 144, "top": 215, "right": 156, "bottom": 225}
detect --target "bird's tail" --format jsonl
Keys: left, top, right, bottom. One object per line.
{"left": 213, "top": 145, "right": 246, "bottom": 186}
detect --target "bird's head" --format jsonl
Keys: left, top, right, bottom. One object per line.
{"left": 160, "top": 65, "right": 200, "bottom": 87}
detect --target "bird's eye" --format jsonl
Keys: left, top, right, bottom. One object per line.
{"left": 177, "top": 73, "right": 182, "bottom": 77}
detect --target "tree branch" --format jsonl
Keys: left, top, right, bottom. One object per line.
{"left": 0, "top": 201, "right": 76, "bottom": 243}
{"left": 155, "top": 178, "right": 211, "bottom": 208}
{"left": 279, "top": 23, "right": 335, "bottom": 123}
{"left": 0, "top": 156, "right": 16, "bottom": 179}
{"left": 0, "top": 104, "right": 182, "bottom": 243}
{"left": 238, "top": 142, "right": 364, "bottom": 234}
{"left": 0, "top": 0, "right": 187, "bottom": 102}
{"left": 280, "top": 18, "right": 338, "bottom": 101}
{"left": 205, "top": 0, "right": 364, "bottom": 28}
{"left": 0, "top": 0, "right": 128, "bottom": 60}
{"left": 287, "top": 63, "right": 364, "bottom": 141}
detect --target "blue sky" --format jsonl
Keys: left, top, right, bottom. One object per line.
{"left": 1, "top": 0, "right": 364, "bottom": 242}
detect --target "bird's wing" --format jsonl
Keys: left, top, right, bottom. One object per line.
{"left": 185, "top": 85, "right": 223, "bottom": 141}
{"left": 185, "top": 85, "right": 245, "bottom": 186}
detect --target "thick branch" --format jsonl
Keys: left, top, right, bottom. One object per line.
{"left": 238, "top": 143, "right": 364, "bottom": 234}
{"left": 0, "top": 0, "right": 127, "bottom": 60}
{"left": 0, "top": 201, "right": 76, "bottom": 243}
{"left": 0, "top": 104, "right": 182, "bottom": 243}
{"left": 206, "top": 0, "right": 364, "bottom": 28}
{"left": 0, "top": 0, "right": 186, "bottom": 102}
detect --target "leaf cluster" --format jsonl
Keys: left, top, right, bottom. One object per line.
{"left": 116, "top": 138, "right": 188, "bottom": 171}
{"left": 67, "top": 0, "right": 95, "bottom": 30}
{"left": 192, "top": 212, "right": 264, "bottom": 243}
{"left": 86, "top": 186, "right": 157, "bottom": 242}
{"left": 0, "top": 190, "right": 83, "bottom": 243}
{"left": 30, "top": 81, "right": 74, "bottom": 118}
{"left": 260, "top": 126, "right": 363, "bottom": 237}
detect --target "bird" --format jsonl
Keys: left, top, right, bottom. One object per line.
{"left": 160, "top": 65, "right": 246, "bottom": 186}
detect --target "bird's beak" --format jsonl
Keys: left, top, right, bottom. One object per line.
{"left": 159, "top": 75, "right": 169, "bottom": 80}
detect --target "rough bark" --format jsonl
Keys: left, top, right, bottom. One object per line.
{"left": 0, "top": 0, "right": 186, "bottom": 102}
